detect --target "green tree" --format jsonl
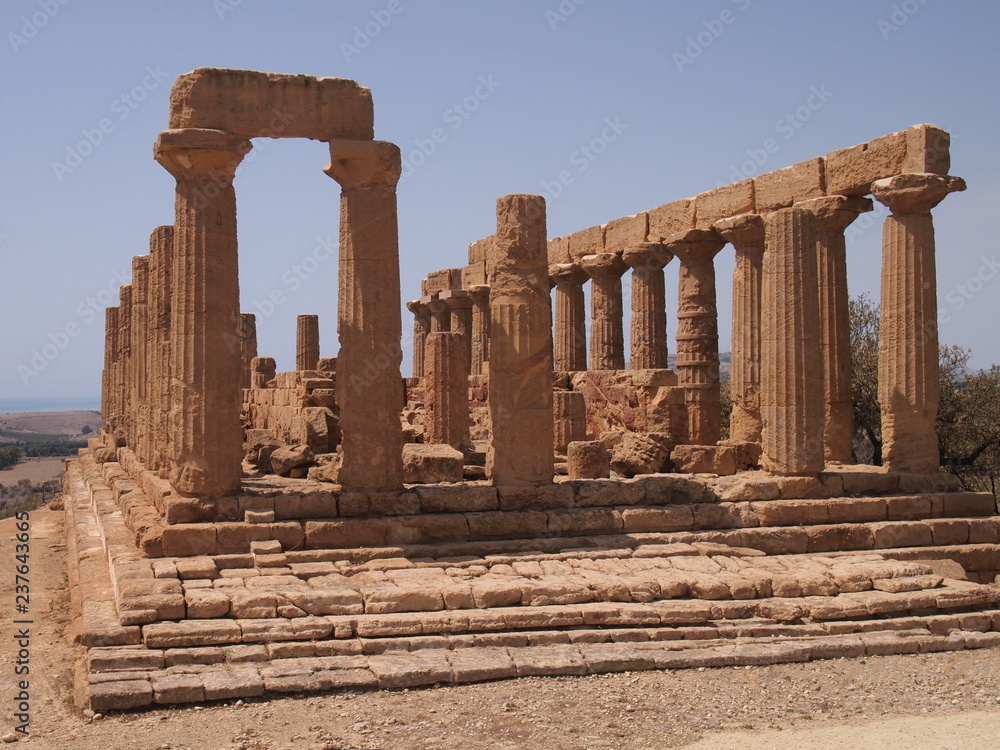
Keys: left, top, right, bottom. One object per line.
{"left": 849, "top": 293, "right": 882, "bottom": 464}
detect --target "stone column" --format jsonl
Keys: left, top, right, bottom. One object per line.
{"left": 148, "top": 226, "right": 173, "bottom": 474}
{"left": 154, "top": 128, "right": 250, "bottom": 497}
{"left": 580, "top": 253, "right": 627, "bottom": 371}
{"left": 553, "top": 390, "right": 588, "bottom": 454}
{"left": 251, "top": 356, "right": 276, "bottom": 389}
{"left": 441, "top": 289, "right": 473, "bottom": 373}
{"left": 426, "top": 331, "right": 470, "bottom": 451}
{"left": 622, "top": 242, "right": 672, "bottom": 370}
{"left": 468, "top": 284, "right": 491, "bottom": 376}
{"left": 665, "top": 229, "right": 726, "bottom": 445}
{"left": 713, "top": 214, "right": 765, "bottom": 444}
{"left": 798, "top": 196, "right": 873, "bottom": 464}
{"left": 426, "top": 294, "right": 450, "bottom": 333}
{"left": 102, "top": 306, "right": 119, "bottom": 435}
{"left": 872, "top": 173, "right": 966, "bottom": 473}
{"left": 130, "top": 256, "right": 150, "bottom": 465}
{"left": 118, "top": 283, "right": 133, "bottom": 448}
{"left": 324, "top": 139, "right": 405, "bottom": 491}
{"left": 549, "top": 263, "right": 588, "bottom": 372}
{"left": 239, "top": 313, "right": 257, "bottom": 392}
{"left": 406, "top": 300, "right": 431, "bottom": 378}
{"left": 487, "top": 194, "right": 554, "bottom": 486}
{"left": 296, "top": 314, "right": 320, "bottom": 371}
{"left": 760, "top": 207, "right": 824, "bottom": 475}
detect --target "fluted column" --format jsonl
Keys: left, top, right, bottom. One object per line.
{"left": 324, "top": 139, "right": 405, "bottom": 491}
{"left": 406, "top": 300, "right": 431, "bottom": 378}
{"left": 147, "top": 226, "right": 173, "bottom": 474}
{"left": 622, "top": 242, "right": 672, "bottom": 370}
{"left": 425, "top": 294, "right": 450, "bottom": 333}
{"left": 798, "top": 195, "right": 873, "bottom": 464}
{"left": 239, "top": 313, "right": 257, "bottom": 392}
{"left": 251, "top": 356, "right": 276, "bottom": 389}
{"left": 468, "top": 284, "right": 491, "bottom": 376}
{"left": 102, "top": 306, "right": 119, "bottom": 436}
{"left": 761, "top": 207, "right": 824, "bottom": 475}
{"left": 549, "top": 263, "right": 588, "bottom": 372}
{"left": 872, "top": 173, "right": 966, "bottom": 473}
{"left": 154, "top": 127, "right": 250, "bottom": 497}
{"left": 426, "top": 331, "right": 470, "bottom": 451}
{"left": 580, "top": 253, "right": 626, "bottom": 370}
{"left": 441, "top": 289, "right": 473, "bottom": 373}
{"left": 296, "top": 314, "right": 320, "bottom": 371}
{"left": 117, "top": 283, "right": 132, "bottom": 448}
{"left": 487, "top": 194, "right": 554, "bottom": 486}
{"left": 130, "top": 256, "right": 150, "bottom": 465}
{"left": 665, "top": 229, "right": 726, "bottom": 445}
{"left": 713, "top": 214, "right": 765, "bottom": 444}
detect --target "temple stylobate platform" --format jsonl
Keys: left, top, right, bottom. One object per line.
{"left": 68, "top": 68, "right": 1000, "bottom": 711}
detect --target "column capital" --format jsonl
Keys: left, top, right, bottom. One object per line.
{"left": 548, "top": 262, "right": 588, "bottom": 287}
{"left": 796, "top": 195, "right": 874, "bottom": 231}
{"left": 662, "top": 228, "right": 726, "bottom": 264}
{"left": 424, "top": 294, "right": 448, "bottom": 314}
{"left": 872, "top": 173, "right": 966, "bottom": 215}
{"left": 467, "top": 283, "right": 490, "bottom": 301}
{"left": 154, "top": 128, "right": 250, "bottom": 180}
{"left": 712, "top": 213, "right": 764, "bottom": 250}
{"left": 405, "top": 299, "right": 426, "bottom": 315}
{"left": 324, "top": 139, "right": 401, "bottom": 189}
{"left": 622, "top": 242, "right": 672, "bottom": 271}
{"left": 579, "top": 252, "right": 626, "bottom": 279}
{"left": 439, "top": 288, "right": 472, "bottom": 309}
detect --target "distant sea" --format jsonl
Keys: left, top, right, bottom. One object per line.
{"left": 0, "top": 397, "right": 100, "bottom": 414}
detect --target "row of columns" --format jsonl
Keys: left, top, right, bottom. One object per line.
{"left": 408, "top": 285, "right": 490, "bottom": 378}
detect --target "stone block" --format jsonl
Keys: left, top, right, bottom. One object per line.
{"left": 871, "top": 521, "right": 934, "bottom": 549}
{"left": 824, "top": 130, "right": 907, "bottom": 196}
{"left": 694, "top": 179, "right": 754, "bottom": 227}
{"left": 185, "top": 589, "right": 232, "bottom": 618}
{"left": 604, "top": 212, "right": 649, "bottom": 254}
{"left": 903, "top": 123, "right": 950, "bottom": 175}
{"left": 416, "top": 485, "right": 499, "bottom": 513}
{"left": 570, "top": 477, "right": 644, "bottom": 507}
{"left": 402, "top": 444, "right": 464, "bottom": 484}
{"left": 547, "top": 235, "right": 571, "bottom": 265}
{"left": 273, "top": 491, "right": 338, "bottom": 520}
{"left": 611, "top": 433, "right": 672, "bottom": 477}
{"left": 200, "top": 668, "right": 264, "bottom": 701}
{"left": 647, "top": 198, "right": 696, "bottom": 240}
{"left": 567, "top": 441, "right": 611, "bottom": 480}
{"left": 754, "top": 158, "right": 826, "bottom": 212}
{"left": 497, "top": 484, "right": 574, "bottom": 511}
{"left": 161, "top": 525, "right": 217, "bottom": 557}
{"left": 142, "top": 620, "right": 242, "bottom": 648}
{"left": 671, "top": 445, "right": 737, "bottom": 476}
{"left": 547, "top": 507, "right": 622, "bottom": 536}
{"left": 88, "top": 679, "right": 154, "bottom": 711}
{"left": 467, "top": 511, "right": 548, "bottom": 541}
{"left": 151, "top": 673, "right": 206, "bottom": 704}
{"left": 304, "top": 519, "right": 387, "bottom": 548}
{"left": 384, "top": 514, "right": 471, "bottom": 545}
{"left": 567, "top": 224, "right": 606, "bottom": 261}
{"left": 620, "top": 506, "right": 694, "bottom": 533}
{"left": 270, "top": 444, "right": 314, "bottom": 476}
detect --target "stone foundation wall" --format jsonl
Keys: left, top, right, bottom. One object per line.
{"left": 243, "top": 370, "right": 340, "bottom": 454}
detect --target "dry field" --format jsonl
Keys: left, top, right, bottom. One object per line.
{"left": 0, "top": 458, "right": 66, "bottom": 486}
{"left": 0, "top": 411, "right": 101, "bottom": 440}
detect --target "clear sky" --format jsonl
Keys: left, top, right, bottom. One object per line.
{"left": 2, "top": 0, "right": 998, "bottom": 399}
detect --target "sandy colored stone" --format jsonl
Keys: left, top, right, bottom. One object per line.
{"left": 567, "top": 441, "right": 611, "bottom": 480}
{"left": 623, "top": 242, "right": 672, "bottom": 370}
{"left": 549, "top": 263, "right": 588, "bottom": 372}
{"left": 553, "top": 391, "right": 588, "bottom": 454}
{"left": 406, "top": 300, "right": 431, "bottom": 378}
{"left": 694, "top": 179, "right": 755, "bottom": 228}
{"left": 441, "top": 289, "right": 473, "bottom": 373}
{"left": 251, "top": 356, "right": 276, "bottom": 389}
{"left": 753, "top": 158, "right": 826, "bottom": 212}
{"left": 467, "top": 285, "right": 491, "bottom": 376}
{"left": 295, "top": 314, "right": 320, "bottom": 371}
{"left": 580, "top": 253, "right": 627, "bottom": 370}
{"left": 610, "top": 432, "right": 672, "bottom": 477}
{"left": 425, "top": 331, "right": 469, "bottom": 452}
{"left": 402, "top": 444, "right": 464, "bottom": 484}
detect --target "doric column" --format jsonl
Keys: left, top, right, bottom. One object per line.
{"left": 553, "top": 390, "right": 588, "bottom": 454}
{"left": 580, "top": 253, "right": 627, "bottom": 371}
{"left": 549, "top": 263, "right": 588, "bottom": 372}
{"left": 130, "top": 256, "right": 150, "bottom": 465}
{"left": 147, "top": 226, "right": 173, "bottom": 474}
{"left": 425, "top": 294, "right": 450, "bottom": 333}
{"left": 797, "top": 195, "right": 873, "bottom": 464}
{"left": 117, "top": 283, "right": 132, "bottom": 448}
{"left": 713, "top": 214, "right": 765, "bottom": 444}
{"left": 102, "top": 306, "right": 119, "bottom": 436}
{"left": 239, "top": 313, "right": 257, "bottom": 393}
{"left": 441, "top": 289, "right": 473, "bottom": 373}
{"left": 761, "top": 207, "right": 824, "bottom": 475}
{"left": 406, "top": 300, "right": 431, "bottom": 378}
{"left": 296, "top": 314, "right": 320, "bottom": 371}
{"left": 872, "top": 173, "right": 966, "bottom": 473}
{"left": 468, "top": 284, "right": 491, "bottom": 376}
{"left": 487, "top": 194, "right": 554, "bottom": 486}
{"left": 154, "top": 127, "right": 250, "bottom": 497}
{"left": 426, "top": 331, "right": 470, "bottom": 452}
{"left": 251, "top": 356, "right": 276, "bottom": 389}
{"left": 665, "top": 229, "right": 726, "bottom": 445}
{"left": 324, "top": 139, "right": 405, "bottom": 491}
{"left": 622, "top": 242, "right": 673, "bottom": 370}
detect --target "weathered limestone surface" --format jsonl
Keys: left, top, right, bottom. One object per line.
{"left": 665, "top": 229, "right": 726, "bottom": 446}
{"left": 441, "top": 289, "right": 473, "bottom": 374}
{"left": 406, "top": 300, "right": 430, "bottom": 378}
{"left": 239, "top": 313, "right": 257, "bottom": 392}
{"left": 324, "top": 139, "right": 405, "bottom": 491}
{"left": 798, "top": 196, "right": 873, "bottom": 464}
{"left": 873, "top": 173, "right": 966, "bottom": 473}
{"left": 102, "top": 306, "right": 119, "bottom": 437}
{"left": 426, "top": 296, "right": 450, "bottom": 333}
{"left": 468, "top": 285, "right": 490, "bottom": 376}
{"left": 760, "top": 207, "right": 824, "bottom": 475}
{"left": 426, "top": 332, "right": 470, "bottom": 452}
{"left": 553, "top": 391, "right": 588, "bottom": 454}
{"left": 130, "top": 256, "right": 151, "bottom": 466}
{"left": 487, "top": 194, "right": 554, "bottom": 486}
{"left": 622, "top": 242, "right": 672, "bottom": 371}
{"left": 549, "top": 263, "right": 588, "bottom": 373}
{"left": 713, "top": 214, "right": 764, "bottom": 445}
{"left": 568, "top": 370, "right": 685, "bottom": 446}
{"left": 251, "top": 357, "right": 276, "bottom": 389}
{"left": 567, "top": 440, "right": 610, "bottom": 479}
{"left": 148, "top": 226, "right": 174, "bottom": 473}
{"left": 118, "top": 284, "right": 133, "bottom": 448}
{"left": 580, "top": 253, "right": 626, "bottom": 371}
{"left": 296, "top": 314, "right": 320, "bottom": 372}
{"left": 155, "top": 128, "right": 250, "bottom": 498}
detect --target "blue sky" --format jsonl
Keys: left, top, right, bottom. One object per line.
{"left": 1, "top": 0, "right": 998, "bottom": 399}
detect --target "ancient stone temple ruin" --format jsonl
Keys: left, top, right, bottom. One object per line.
{"left": 65, "top": 68, "right": 1000, "bottom": 711}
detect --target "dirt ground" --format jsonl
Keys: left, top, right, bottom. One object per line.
{"left": 0, "top": 459, "right": 66, "bottom": 487}
{"left": 1, "top": 508, "right": 999, "bottom": 750}
{"left": 0, "top": 411, "right": 101, "bottom": 439}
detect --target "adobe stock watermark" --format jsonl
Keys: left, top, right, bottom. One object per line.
{"left": 340, "top": 0, "right": 410, "bottom": 62}
{"left": 672, "top": 0, "right": 752, "bottom": 73}
{"left": 7, "top": 0, "right": 71, "bottom": 54}
{"left": 213, "top": 0, "right": 244, "bottom": 21}
{"left": 545, "top": 0, "right": 587, "bottom": 30}
{"left": 252, "top": 235, "right": 337, "bottom": 319}
{"left": 18, "top": 263, "right": 132, "bottom": 385}
{"left": 877, "top": 0, "right": 930, "bottom": 41}
{"left": 718, "top": 84, "right": 833, "bottom": 185}
{"left": 399, "top": 75, "right": 502, "bottom": 184}
{"left": 51, "top": 65, "right": 169, "bottom": 183}
{"left": 539, "top": 116, "right": 628, "bottom": 202}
